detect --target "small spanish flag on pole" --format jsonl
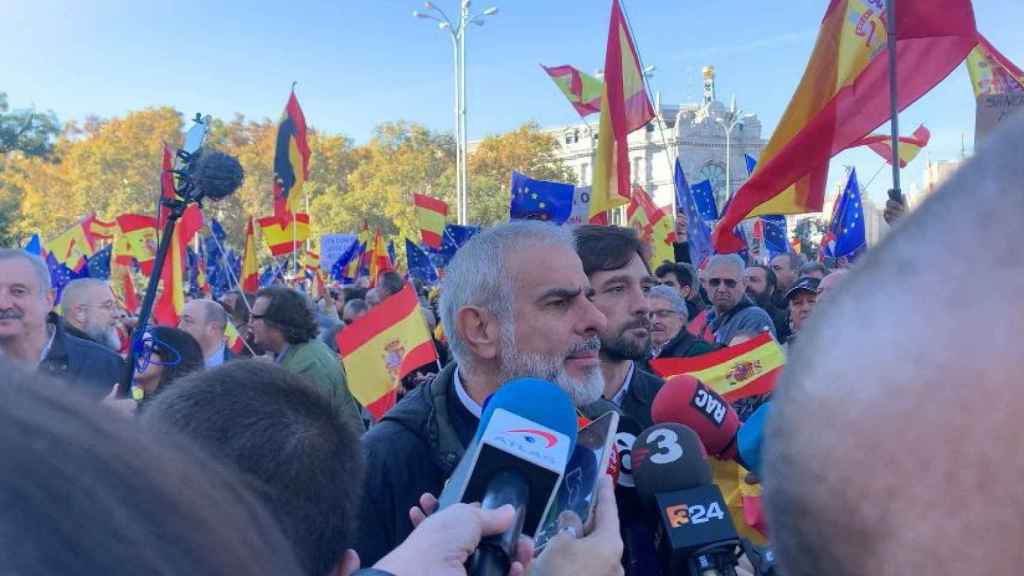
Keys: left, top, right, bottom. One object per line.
{"left": 649, "top": 332, "right": 784, "bottom": 402}
{"left": 414, "top": 193, "right": 448, "bottom": 249}
{"left": 337, "top": 283, "right": 437, "bottom": 420}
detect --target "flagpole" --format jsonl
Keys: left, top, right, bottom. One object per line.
{"left": 207, "top": 230, "right": 255, "bottom": 316}
{"left": 617, "top": 0, "right": 680, "bottom": 217}
{"left": 886, "top": 0, "right": 903, "bottom": 201}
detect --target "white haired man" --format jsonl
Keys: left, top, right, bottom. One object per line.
{"left": 60, "top": 278, "right": 120, "bottom": 350}
{"left": 355, "top": 221, "right": 608, "bottom": 566}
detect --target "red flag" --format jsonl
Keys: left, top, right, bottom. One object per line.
{"left": 122, "top": 270, "right": 139, "bottom": 315}
{"left": 241, "top": 217, "right": 259, "bottom": 293}
{"left": 153, "top": 147, "right": 203, "bottom": 325}
{"left": 851, "top": 124, "right": 931, "bottom": 168}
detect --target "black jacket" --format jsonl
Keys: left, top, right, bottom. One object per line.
{"left": 40, "top": 314, "right": 125, "bottom": 401}
{"left": 656, "top": 329, "right": 717, "bottom": 360}
{"left": 616, "top": 364, "right": 665, "bottom": 431}
{"left": 355, "top": 363, "right": 477, "bottom": 566}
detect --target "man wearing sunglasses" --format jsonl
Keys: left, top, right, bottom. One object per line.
{"left": 705, "top": 254, "right": 777, "bottom": 346}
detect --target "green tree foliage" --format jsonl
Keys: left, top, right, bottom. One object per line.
{"left": 0, "top": 92, "right": 62, "bottom": 245}
{"left": 467, "top": 121, "right": 577, "bottom": 225}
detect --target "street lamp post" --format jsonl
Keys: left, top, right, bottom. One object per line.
{"left": 714, "top": 96, "right": 744, "bottom": 203}
{"left": 413, "top": 1, "right": 498, "bottom": 225}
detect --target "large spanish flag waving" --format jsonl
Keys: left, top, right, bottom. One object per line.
{"left": 966, "top": 33, "right": 1024, "bottom": 97}
{"left": 590, "top": 0, "right": 655, "bottom": 219}
{"left": 713, "top": 0, "right": 977, "bottom": 252}
{"left": 272, "top": 91, "right": 311, "bottom": 217}
{"left": 337, "top": 284, "right": 437, "bottom": 420}
{"left": 257, "top": 212, "right": 310, "bottom": 256}
{"left": 650, "top": 332, "right": 785, "bottom": 402}
{"left": 113, "top": 213, "right": 158, "bottom": 274}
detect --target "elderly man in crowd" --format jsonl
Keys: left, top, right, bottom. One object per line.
{"left": 59, "top": 278, "right": 121, "bottom": 350}
{"left": 705, "top": 254, "right": 776, "bottom": 345}
{"left": 648, "top": 284, "right": 715, "bottom": 359}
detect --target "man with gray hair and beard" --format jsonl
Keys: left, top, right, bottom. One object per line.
{"left": 60, "top": 278, "right": 121, "bottom": 350}
{"left": 355, "top": 221, "right": 608, "bottom": 566}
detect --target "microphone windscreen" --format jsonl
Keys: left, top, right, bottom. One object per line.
{"left": 651, "top": 375, "right": 740, "bottom": 460}
{"left": 477, "top": 378, "right": 579, "bottom": 452}
{"left": 613, "top": 412, "right": 643, "bottom": 488}
{"left": 632, "top": 423, "right": 712, "bottom": 504}
{"left": 192, "top": 149, "right": 244, "bottom": 201}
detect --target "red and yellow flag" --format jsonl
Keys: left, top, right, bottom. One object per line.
{"left": 273, "top": 91, "right": 311, "bottom": 218}
{"left": 302, "top": 250, "right": 320, "bottom": 274}
{"left": 966, "top": 33, "right": 1024, "bottom": 97}
{"left": 225, "top": 321, "right": 245, "bottom": 354}
{"left": 86, "top": 215, "right": 117, "bottom": 241}
{"left": 44, "top": 216, "right": 97, "bottom": 271}
{"left": 367, "top": 227, "right": 393, "bottom": 287}
{"left": 337, "top": 284, "right": 437, "bottom": 420}
{"left": 414, "top": 193, "right": 448, "bottom": 249}
{"left": 241, "top": 217, "right": 259, "bottom": 293}
{"left": 650, "top": 332, "right": 785, "bottom": 402}
{"left": 257, "top": 212, "right": 310, "bottom": 256}
{"left": 542, "top": 64, "right": 604, "bottom": 118}
{"left": 590, "top": 0, "right": 655, "bottom": 219}
{"left": 627, "top": 185, "right": 675, "bottom": 266}
{"left": 713, "top": 0, "right": 977, "bottom": 252}
{"left": 113, "top": 213, "right": 158, "bottom": 274}
{"left": 851, "top": 123, "right": 930, "bottom": 168}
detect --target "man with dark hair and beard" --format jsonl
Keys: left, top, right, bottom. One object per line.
{"left": 574, "top": 225, "right": 663, "bottom": 429}
{"left": 355, "top": 221, "right": 610, "bottom": 566}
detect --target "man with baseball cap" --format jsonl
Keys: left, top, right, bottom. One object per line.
{"left": 785, "top": 276, "right": 820, "bottom": 344}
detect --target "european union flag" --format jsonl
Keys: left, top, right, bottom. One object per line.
{"left": 406, "top": 239, "right": 439, "bottom": 285}
{"left": 744, "top": 154, "right": 758, "bottom": 176}
{"left": 47, "top": 253, "right": 90, "bottom": 304}
{"left": 430, "top": 224, "right": 481, "bottom": 269}
{"left": 822, "top": 169, "right": 867, "bottom": 261}
{"left": 259, "top": 261, "right": 286, "bottom": 287}
{"left": 675, "top": 160, "right": 713, "bottom": 268}
{"left": 387, "top": 240, "right": 397, "bottom": 270}
{"left": 509, "top": 171, "right": 574, "bottom": 224}
{"left": 87, "top": 245, "right": 112, "bottom": 280}
{"left": 330, "top": 238, "right": 362, "bottom": 283}
{"left": 690, "top": 179, "right": 719, "bottom": 221}
{"left": 761, "top": 215, "right": 791, "bottom": 258}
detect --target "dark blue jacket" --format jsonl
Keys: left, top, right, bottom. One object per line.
{"left": 40, "top": 314, "right": 125, "bottom": 401}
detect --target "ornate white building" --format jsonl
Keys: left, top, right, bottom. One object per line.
{"left": 544, "top": 66, "right": 766, "bottom": 215}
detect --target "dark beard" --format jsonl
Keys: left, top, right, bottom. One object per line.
{"left": 600, "top": 330, "right": 651, "bottom": 362}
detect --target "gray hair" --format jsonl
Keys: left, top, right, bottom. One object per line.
{"left": 439, "top": 221, "right": 576, "bottom": 371}
{"left": 647, "top": 284, "right": 689, "bottom": 322}
{"left": 0, "top": 249, "right": 51, "bottom": 294}
{"left": 706, "top": 253, "right": 746, "bottom": 277}
{"left": 195, "top": 299, "right": 228, "bottom": 332}
{"left": 61, "top": 278, "right": 111, "bottom": 311}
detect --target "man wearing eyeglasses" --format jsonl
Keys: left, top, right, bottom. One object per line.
{"left": 705, "top": 254, "right": 777, "bottom": 346}
{"left": 61, "top": 278, "right": 121, "bottom": 350}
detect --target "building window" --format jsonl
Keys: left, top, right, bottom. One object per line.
{"left": 581, "top": 163, "right": 590, "bottom": 185}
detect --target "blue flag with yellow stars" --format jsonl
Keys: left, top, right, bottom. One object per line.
{"left": 509, "top": 171, "right": 574, "bottom": 224}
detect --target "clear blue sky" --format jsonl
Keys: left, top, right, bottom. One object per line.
{"left": 4, "top": 0, "right": 1022, "bottom": 204}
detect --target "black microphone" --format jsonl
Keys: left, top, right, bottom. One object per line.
{"left": 611, "top": 412, "right": 660, "bottom": 576}
{"left": 632, "top": 423, "right": 741, "bottom": 576}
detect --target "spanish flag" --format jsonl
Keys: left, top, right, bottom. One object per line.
{"left": 627, "top": 186, "right": 675, "bottom": 266}
{"left": 241, "top": 217, "right": 259, "bottom": 292}
{"left": 45, "top": 217, "right": 97, "bottom": 272}
{"left": 590, "top": 0, "right": 655, "bottom": 219}
{"left": 301, "top": 250, "right": 320, "bottom": 274}
{"left": 414, "top": 193, "right": 448, "bottom": 249}
{"left": 113, "top": 213, "right": 158, "bottom": 274}
{"left": 257, "top": 212, "right": 310, "bottom": 256}
{"left": 273, "top": 91, "right": 311, "bottom": 218}
{"left": 367, "top": 227, "right": 393, "bottom": 287}
{"left": 851, "top": 123, "right": 930, "bottom": 168}
{"left": 337, "top": 284, "right": 437, "bottom": 420}
{"left": 713, "top": 0, "right": 977, "bottom": 252}
{"left": 225, "top": 321, "right": 245, "bottom": 354}
{"left": 966, "top": 33, "right": 1024, "bottom": 97}
{"left": 650, "top": 332, "right": 784, "bottom": 402}
{"left": 86, "top": 215, "right": 117, "bottom": 241}
{"left": 542, "top": 64, "right": 604, "bottom": 118}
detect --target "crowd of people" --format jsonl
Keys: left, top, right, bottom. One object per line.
{"left": 3, "top": 117, "right": 1020, "bottom": 575}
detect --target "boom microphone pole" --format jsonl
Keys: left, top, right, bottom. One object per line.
{"left": 119, "top": 114, "right": 244, "bottom": 396}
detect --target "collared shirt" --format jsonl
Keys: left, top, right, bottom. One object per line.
{"left": 610, "top": 361, "right": 636, "bottom": 407}
{"left": 205, "top": 343, "right": 227, "bottom": 369}
{"left": 452, "top": 368, "right": 483, "bottom": 419}
{"left": 273, "top": 345, "right": 289, "bottom": 365}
